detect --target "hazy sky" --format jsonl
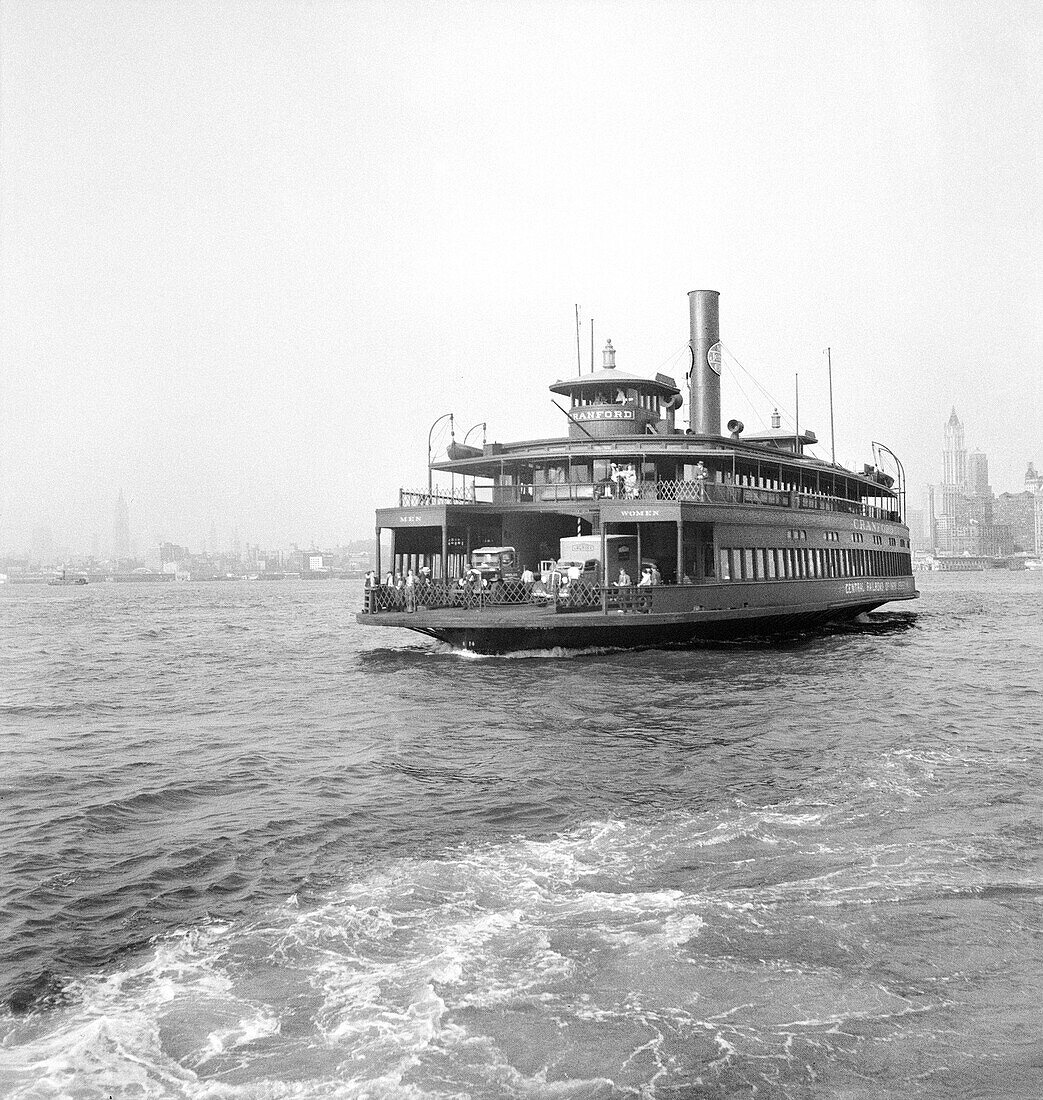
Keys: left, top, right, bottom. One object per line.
{"left": 2, "top": 0, "right": 1040, "bottom": 552}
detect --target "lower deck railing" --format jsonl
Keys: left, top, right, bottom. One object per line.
{"left": 362, "top": 575, "right": 915, "bottom": 616}
{"left": 363, "top": 579, "right": 535, "bottom": 614}
{"left": 362, "top": 579, "right": 647, "bottom": 615}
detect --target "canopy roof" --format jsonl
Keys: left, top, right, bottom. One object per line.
{"left": 549, "top": 367, "right": 680, "bottom": 397}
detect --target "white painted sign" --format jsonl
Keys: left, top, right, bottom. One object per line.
{"left": 707, "top": 342, "right": 723, "bottom": 375}
{"left": 853, "top": 518, "right": 886, "bottom": 533}
{"left": 843, "top": 578, "right": 913, "bottom": 595}
{"left": 574, "top": 409, "right": 636, "bottom": 422}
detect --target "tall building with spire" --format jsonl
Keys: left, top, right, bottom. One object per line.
{"left": 930, "top": 412, "right": 1012, "bottom": 556}
{"left": 937, "top": 410, "right": 968, "bottom": 552}
{"left": 113, "top": 490, "right": 131, "bottom": 561}
{"left": 942, "top": 408, "right": 967, "bottom": 488}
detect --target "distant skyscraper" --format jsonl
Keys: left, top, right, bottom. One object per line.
{"left": 966, "top": 451, "right": 989, "bottom": 497}
{"left": 942, "top": 408, "right": 966, "bottom": 488}
{"left": 966, "top": 451, "right": 993, "bottom": 528}
{"left": 921, "top": 484, "right": 937, "bottom": 553}
{"left": 1026, "top": 463, "right": 1043, "bottom": 554}
{"left": 994, "top": 489, "right": 1036, "bottom": 553}
{"left": 937, "top": 409, "right": 967, "bottom": 552}
{"left": 113, "top": 490, "right": 131, "bottom": 560}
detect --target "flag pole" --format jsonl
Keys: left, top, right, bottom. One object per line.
{"left": 825, "top": 347, "right": 835, "bottom": 465}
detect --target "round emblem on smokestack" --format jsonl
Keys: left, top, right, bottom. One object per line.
{"left": 707, "top": 342, "right": 722, "bottom": 375}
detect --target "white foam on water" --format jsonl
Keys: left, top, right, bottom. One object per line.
{"left": 190, "top": 1006, "right": 282, "bottom": 1068}
{"left": 0, "top": 925, "right": 232, "bottom": 1097}
{"left": 758, "top": 810, "right": 827, "bottom": 827}
{"left": 429, "top": 643, "right": 624, "bottom": 661}
{"left": 0, "top": 820, "right": 711, "bottom": 1095}
{"left": 0, "top": 803, "right": 980, "bottom": 1097}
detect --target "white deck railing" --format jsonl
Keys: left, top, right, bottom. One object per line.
{"left": 399, "top": 481, "right": 899, "bottom": 522}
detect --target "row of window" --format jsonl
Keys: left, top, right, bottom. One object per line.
{"left": 718, "top": 546, "right": 912, "bottom": 582}
{"left": 570, "top": 390, "right": 664, "bottom": 413}
{"left": 789, "top": 528, "right": 908, "bottom": 548}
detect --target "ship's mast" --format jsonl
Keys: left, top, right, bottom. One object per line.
{"left": 825, "top": 346, "right": 836, "bottom": 465}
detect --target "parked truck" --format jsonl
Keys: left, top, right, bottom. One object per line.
{"left": 469, "top": 546, "right": 521, "bottom": 584}
{"left": 557, "top": 535, "right": 639, "bottom": 585}
{"left": 553, "top": 535, "right": 642, "bottom": 607}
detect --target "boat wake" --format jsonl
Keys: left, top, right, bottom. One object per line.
{"left": 432, "top": 642, "right": 627, "bottom": 661}
{"left": 843, "top": 610, "right": 919, "bottom": 633}
{"left": 2, "top": 792, "right": 1024, "bottom": 1098}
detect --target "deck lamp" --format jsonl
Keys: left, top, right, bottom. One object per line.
{"left": 428, "top": 413, "right": 454, "bottom": 498}
{"left": 462, "top": 422, "right": 486, "bottom": 501}
{"left": 463, "top": 421, "right": 486, "bottom": 447}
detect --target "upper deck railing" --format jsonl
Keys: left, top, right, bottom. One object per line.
{"left": 399, "top": 487, "right": 479, "bottom": 506}
{"left": 398, "top": 480, "right": 901, "bottom": 523}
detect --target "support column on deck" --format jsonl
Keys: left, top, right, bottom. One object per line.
{"left": 441, "top": 524, "right": 448, "bottom": 581}
{"left": 676, "top": 520, "right": 684, "bottom": 583}
{"left": 601, "top": 521, "right": 609, "bottom": 611}
{"left": 389, "top": 530, "right": 396, "bottom": 578}
{"left": 375, "top": 528, "right": 381, "bottom": 578}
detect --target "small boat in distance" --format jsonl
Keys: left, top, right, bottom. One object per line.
{"left": 48, "top": 570, "right": 88, "bottom": 586}
{"left": 358, "top": 290, "right": 918, "bottom": 653}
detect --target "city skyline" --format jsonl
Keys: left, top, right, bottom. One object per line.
{"left": 8, "top": 399, "right": 1042, "bottom": 564}
{"left": 921, "top": 406, "right": 1041, "bottom": 557}
{"left": 9, "top": 487, "right": 373, "bottom": 565}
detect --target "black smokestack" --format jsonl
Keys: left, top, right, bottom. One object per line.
{"left": 688, "top": 290, "right": 721, "bottom": 435}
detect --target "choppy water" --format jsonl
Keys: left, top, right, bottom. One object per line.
{"left": 0, "top": 572, "right": 1040, "bottom": 1099}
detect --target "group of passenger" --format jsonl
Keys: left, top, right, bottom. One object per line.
{"left": 364, "top": 564, "right": 545, "bottom": 614}
{"left": 594, "top": 476, "right": 633, "bottom": 501}
{"left": 365, "top": 558, "right": 680, "bottom": 613}
{"left": 615, "top": 562, "right": 662, "bottom": 588}
{"left": 364, "top": 565, "right": 435, "bottom": 614}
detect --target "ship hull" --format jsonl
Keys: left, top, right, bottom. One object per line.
{"left": 357, "top": 579, "right": 918, "bottom": 654}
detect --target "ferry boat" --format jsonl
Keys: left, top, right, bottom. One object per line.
{"left": 358, "top": 290, "right": 918, "bottom": 653}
